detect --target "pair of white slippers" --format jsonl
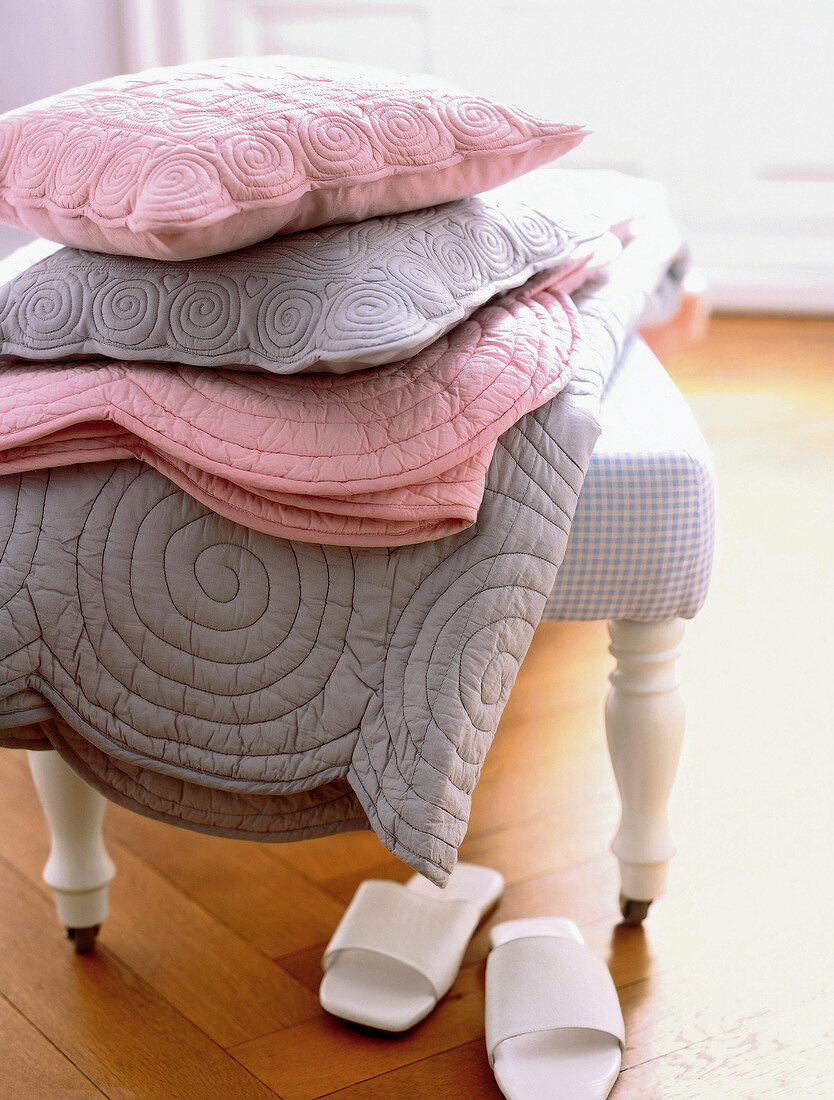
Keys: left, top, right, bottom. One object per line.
{"left": 319, "top": 863, "right": 624, "bottom": 1100}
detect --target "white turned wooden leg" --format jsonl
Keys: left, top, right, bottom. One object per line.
{"left": 27, "top": 750, "right": 115, "bottom": 947}
{"left": 605, "top": 618, "right": 685, "bottom": 919}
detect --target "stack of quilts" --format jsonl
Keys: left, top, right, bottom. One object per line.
{"left": 0, "top": 57, "right": 683, "bottom": 883}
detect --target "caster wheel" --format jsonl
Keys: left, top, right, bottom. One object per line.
{"left": 619, "top": 894, "right": 652, "bottom": 925}
{"left": 66, "top": 925, "right": 100, "bottom": 954}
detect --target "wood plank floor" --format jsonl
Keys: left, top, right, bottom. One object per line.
{"left": 2, "top": 315, "right": 833, "bottom": 1098}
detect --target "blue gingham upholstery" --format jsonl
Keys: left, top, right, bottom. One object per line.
{"left": 544, "top": 337, "right": 715, "bottom": 622}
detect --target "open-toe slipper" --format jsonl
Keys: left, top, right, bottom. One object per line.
{"left": 486, "top": 917, "right": 624, "bottom": 1100}
{"left": 320, "top": 862, "right": 504, "bottom": 1032}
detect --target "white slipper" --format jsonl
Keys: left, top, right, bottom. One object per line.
{"left": 485, "top": 918, "right": 625, "bottom": 1100}
{"left": 319, "top": 862, "right": 504, "bottom": 1032}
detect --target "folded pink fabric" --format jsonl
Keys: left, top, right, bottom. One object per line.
{"left": 0, "top": 270, "right": 582, "bottom": 545}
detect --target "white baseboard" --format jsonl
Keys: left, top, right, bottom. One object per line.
{"left": 704, "top": 271, "right": 834, "bottom": 315}
{"left": 690, "top": 231, "right": 834, "bottom": 316}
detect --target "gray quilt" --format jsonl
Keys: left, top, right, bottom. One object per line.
{"left": 0, "top": 234, "right": 676, "bottom": 884}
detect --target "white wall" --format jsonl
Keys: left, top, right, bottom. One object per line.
{"left": 2, "top": 0, "right": 833, "bottom": 312}
{"left": 0, "top": 0, "right": 124, "bottom": 256}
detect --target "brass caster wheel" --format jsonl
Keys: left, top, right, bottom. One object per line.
{"left": 66, "top": 925, "right": 100, "bottom": 954}
{"left": 619, "top": 894, "right": 652, "bottom": 925}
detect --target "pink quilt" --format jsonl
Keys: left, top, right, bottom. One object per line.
{"left": 0, "top": 268, "right": 583, "bottom": 545}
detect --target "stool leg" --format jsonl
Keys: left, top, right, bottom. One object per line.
{"left": 605, "top": 618, "right": 685, "bottom": 923}
{"left": 27, "top": 750, "right": 116, "bottom": 953}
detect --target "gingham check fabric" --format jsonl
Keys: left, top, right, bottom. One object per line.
{"left": 544, "top": 337, "right": 715, "bottom": 622}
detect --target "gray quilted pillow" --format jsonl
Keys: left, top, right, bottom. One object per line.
{"left": 0, "top": 196, "right": 604, "bottom": 374}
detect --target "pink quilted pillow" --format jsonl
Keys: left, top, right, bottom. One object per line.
{"left": 0, "top": 56, "right": 587, "bottom": 261}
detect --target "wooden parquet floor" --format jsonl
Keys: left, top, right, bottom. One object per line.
{"left": 1, "top": 315, "right": 833, "bottom": 1098}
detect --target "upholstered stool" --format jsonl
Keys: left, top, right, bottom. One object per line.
{"left": 23, "top": 335, "right": 715, "bottom": 945}
{"left": 545, "top": 335, "right": 715, "bottom": 920}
